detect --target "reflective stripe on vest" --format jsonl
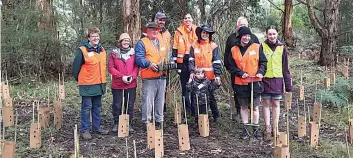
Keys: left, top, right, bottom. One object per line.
{"left": 140, "top": 37, "right": 168, "bottom": 79}
{"left": 231, "top": 43, "right": 262, "bottom": 85}
{"left": 262, "top": 43, "right": 284, "bottom": 78}
{"left": 175, "top": 25, "right": 197, "bottom": 64}
{"left": 193, "top": 41, "right": 217, "bottom": 80}
{"left": 78, "top": 46, "right": 107, "bottom": 85}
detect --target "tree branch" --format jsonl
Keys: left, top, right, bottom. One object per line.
{"left": 267, "top": 0, "right": 284, "bottom": 13}
{"left": 296, "top": 0, "right": 324, "bottom": 12}
{"left": 305, "top": 0, "right": 325, "bottom": 37}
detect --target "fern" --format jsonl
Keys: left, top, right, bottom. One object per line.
{"left": 317, "top": 77, "right": 353, "bottom": 107}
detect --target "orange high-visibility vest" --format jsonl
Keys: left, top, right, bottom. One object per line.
{"left": 172, "top": 24, "right": 197, "bottom": 64}
{"left": 78, "top": 46, "right": 107, "bottom": 85}
{"left": 192, "top": 41, "right": 218, "bottom": 80}
{"left": 158, "top": 28, "right": 171, "bottom": 52}
{"left": 140, "top": 37, "right": 168, "bottom": 79}
{"left": 231, "top": 43, "right": 262, "bottom": 85}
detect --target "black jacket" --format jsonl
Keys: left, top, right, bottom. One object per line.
{"left": 187, "top": 78, "right": 219, "bottom": 105}
{"left": 224, "top": 32, "right": 259, "bottom": 71}
{"left": 227, "top": 40, "right": 267, "bottom": 98}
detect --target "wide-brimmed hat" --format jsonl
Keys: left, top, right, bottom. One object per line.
{"left": 144, "top": 22, "right": 158, "bottom": 29}
{"left": 196, "top": 24, "right": 216, "bottom": 37}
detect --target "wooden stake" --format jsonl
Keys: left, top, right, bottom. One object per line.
{"left": 183, "top": 96, "right": 187, "bottom": 125}
{"left": 122, "top": 90, "right": 125, "bottom": 115}
{"left": 346, "top": 127, "right": 352, "bottom": 158}
{"left": 286, "top": 110, "right": 290, "bottom": 147}
{"left": 126, "top": 138, "right": 128, "bottom": 158}
{"left": 308, "top": 105, "right": 310, "bottom": 123}
{"left": 133, "top": 140, "right": 137, "bottom": 158}
{"left": 304, "top": 98, "right": 307, "bottom": 123}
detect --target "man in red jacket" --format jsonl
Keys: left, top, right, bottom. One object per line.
{"left": 108, "top": 33, "right": 139, "bottom": 133}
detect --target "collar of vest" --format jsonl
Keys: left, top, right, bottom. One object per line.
{"left": 199, "top": 40, "right": 210, "bottom": 45}
{"left": 265, "top": 39, "right": 283, "bottom": 46}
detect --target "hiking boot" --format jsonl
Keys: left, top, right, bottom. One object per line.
{"left": 241, "top": 124, "right": 251, "bottom": 139}
{"left": 81, "top": 131, "right": 92, "bottom": 140}
{"left": 253, "top": 125, "right": 262, "bottom": 140}
{"left": 213, "top": 117, "right": 218, "bottom": 123}
{"left": 112, "top": 124, "right": 118, "bottom": 133}
{"left": 155, "top": 122, "right": 163, "bottom": 130}
{"left": 93, "top": 128, "right": 109, "bottom": 135}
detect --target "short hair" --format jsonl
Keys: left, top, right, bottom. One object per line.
{"left": 236, "top": 17, "right": 248, "bottom": 27}
{"left": 182, "top": 13, "right": 192, "bottom": 19}
{"left": 86, "top": 27, "right": 100, "bottom": 38}
{"left": 266, "top": 25, "right": 279, "bottom": 33}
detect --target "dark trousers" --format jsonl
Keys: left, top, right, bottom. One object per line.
{"left": 81, "top": 95, "right": 102, "bottom": 133}
{"left": 111, "top": 88, "right": 136, "bottom": 125}
{"left": 231, "top": 73, "right": 240, "bottom": 114}
{"left": 193, "top": 90, "right": 219, "bottom": 119}
{"left": 179, "top": 65, "right": 192, "bottom": 115}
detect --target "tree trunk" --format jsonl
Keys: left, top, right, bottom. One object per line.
{"left": 179, "top": 0, "right": 186, "bottom": 18}
{"left": 36, "top": 0, "right": 54, "bottom": 30}
{"left": 123, "top": 0, "right": 140, "bottom": 46}
{"left": 283, "top": 0, "right": 294, "bottom": 47}
{"left": 198, "top": 0, "right": 206, "bottom": 24}
{"left": 306, "top": 0, "right": 341, "bottom": 66}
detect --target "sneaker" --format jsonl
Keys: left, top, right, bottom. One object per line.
{"left": 241, "top": 124, "right": 250, "bottom": 139}
{"left": 112, "top": 124, "right": 118, "bottom": 133}
{"left": 129, "top": 126, "right": 134, "bottom": 132}
{"left": 93, "top": 128, "right": 109, "bottom": 135}
{"left": 81, "top": 131, "right": 92, "bottom": 140}
{"left": 253, "top": 125, "right": 262, "bottom": 140}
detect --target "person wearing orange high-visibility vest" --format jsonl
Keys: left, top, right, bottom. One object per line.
{"left": 72, "top": 27, "right": 109, "bottom": 140}
{"left": 154, "top": 12, "right": 172, "bottom": 113}
{"left": 228, "top": 27, "right": 267, "bottom": 140}
{"left": 188, "top": 24, "right": 222, "bottom": 123}
{"left": 135, "top": 22, "right": 168, "bottom": 129}
{"left": 172, "top": 13, "right": 198, "bottom": 116}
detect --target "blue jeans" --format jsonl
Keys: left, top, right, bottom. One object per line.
{"left": 141, "top": 78, "right": 166, "bottom": 123}
{"left": 81, "top": 95, "right": 102, "bottom": 133}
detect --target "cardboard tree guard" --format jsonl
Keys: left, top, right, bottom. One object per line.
{"left": 298, "top": 116, "right": 306, "bottom": 137}
{"left": 178, "top": 124, "right": 190, "bottom": 151}
{"left": 154, "top": 129, "right": 164, "bottom": 158}
{"left": 2, "top": 141, "right": 16, "bottom": 158}
{"left": 39, "top": 107, "right": 50, "bottom": 129}
{"left": 310, "top": 122, "right": 319, "bottom": 148}
{"left": 147, "top": 123, "right": 155, "bottom": 149}
{"left": 118, "top": 114, "right": 129, "bottom": 137}
{"left": 30, "top": 123, "right": 41, "bottom": 148}
{"left": 3, "top": 106, "right": 14, "bottom": 127}
{"left": 54, "top": 100, "right": 63, "bottom": 129}
{"left": 198, "top": 114, "right": 209, "bottom": 137}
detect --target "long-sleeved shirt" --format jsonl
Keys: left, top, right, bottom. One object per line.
{"left": 189, "top": 40, "right": 222, "bottom": 77}
{"left": 227, "top": 40, "right": 267, "bottom": 97}
{"left": 224, "top": 32, "right": 259, "bottom": 71}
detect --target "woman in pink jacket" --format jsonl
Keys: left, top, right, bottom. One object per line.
{"left": 108, "top": 33, "right": 138, "bottom": 132}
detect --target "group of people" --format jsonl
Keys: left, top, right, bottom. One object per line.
{"left": 72, "top": 12, "right": 292, "bottom": 141}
